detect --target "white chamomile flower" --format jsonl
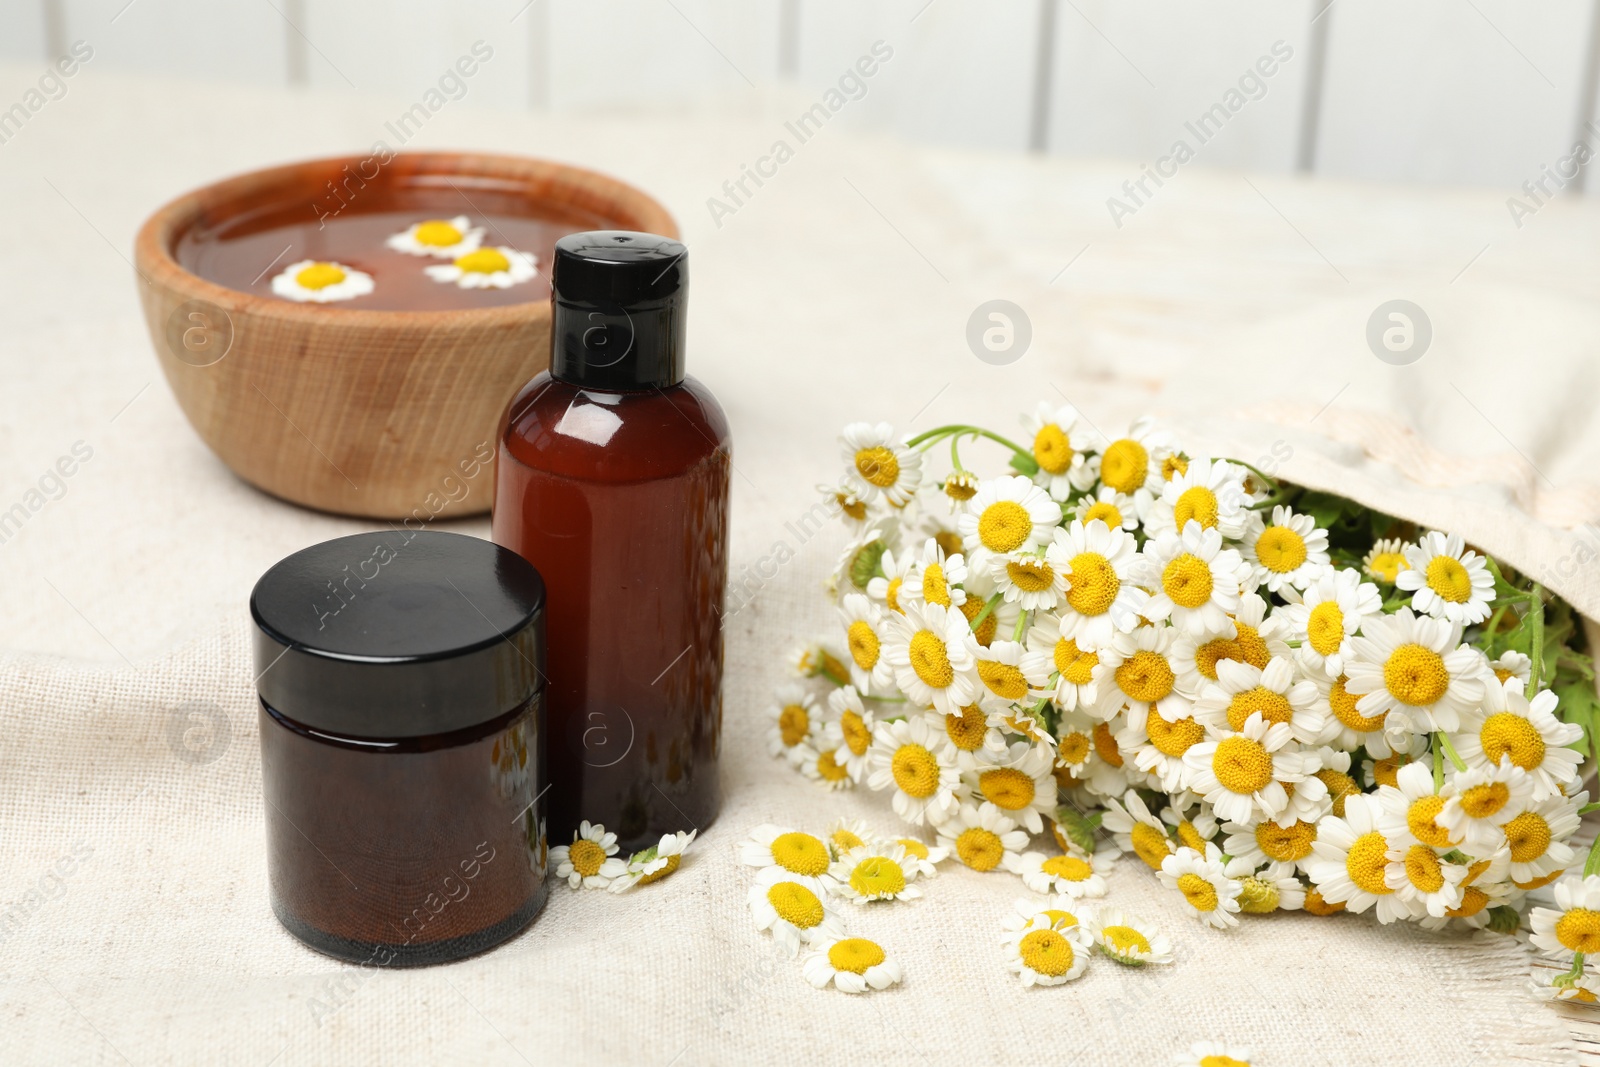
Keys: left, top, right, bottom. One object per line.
{"left": 1316, "top": 669, "right": 1411, "bottom": 758}
{"left": 824, "top": 816, "right": 880, "bottom": 857}
{"left": 993, "top": 547, "right": 1066, "bottom": 611}
{"left": 1157, "top": 843, "right": 1243, "bottom": 929}
{"left": 1240, "top": 505, "right": 1330, "bottom": 592}
{"left": 828, "top": 844, "right": 923, "bottom": 903}
{"left": 1449, "top": 681, "right": 1583, "bottom": 800}
{"left": 882, "top": 601, "right": 980, "bottom": 714}
{"left": 1488, "top": 650, "right": 1532, "bottom": 688}
{"left": 1138, "top": 522, "right": 1246, "bottom": 637}
{"left": 609, "top": 830, "right": 695, "bottom": 892}
{"left": 1437, "top": 758, "right": 1535, "bottom": 852}
{"left": 1183, "top": 712, "right": 1317, "bottom": 825}
{"left": 1052, "top": 520, "right": 1149, "bottom": 648}
{"left": 1193, "top": 656, "right": 1324, "bottom": 744}
{"left": 1101, "top": 790, "right": 1176, "bottom": 872}
{"left": 1305, "top": 793, "right": 1419, "bottom": 924}
{"left": 1532, "top": 971, "right": 1600, "bottom": 1004}
{"left": 934, "top": 801, "right": 1029, "bottom": 874}
{"left": 818, "top": 481, "right": 872, "bottom": 530}
{"left": 1383, "top": 838, "right": 1466, "bottom": 918}
{"left": 1530, "top": 875, "right": 1600, "bottom": 959}
{"left": 766, "top": 683, "right": 819, "bottom": 764}
{"left": 549, "top": 820, "right": 628, "bottom": 889}
{"left": 833, "top": 520, "right": 897, "bottom": 598}
{"left": 1160, "top": 800, "right": 1218, "bottom": 854}
{"left": 1221, "top": 816, "right": 1320, "bottom": 880}
{"left": 1086, "top": 908, "right": 1172, "bottom": 965}
{"left": 1021, "top": 401, "right": 1099, "bottom": 499}
{"left": 1375, "top": 760, "right": 1461, "bottom": 852}
{"left": 867, "top": 543, "right": 917, "bottom": 614}
{"left": 866, "top": 716, "right": 962, "bottom": 825}
{"left": 1175, "top": 1041, "right": 1254, "bottom": 1067}
{"left": 962, "top": 740, "right": 1056, "bottom": 832}
{"left": 1073, "top": 484, "right": 1139, "bottom": 532}
{"left": 925, "top": 703, "right": 1009, "bottom": 771}
{"left": 970, "top": 638, "right": 1034, "bottom": 711}
{"left": 1500, "top": 790, "right": 1582, "bottom": 887}
{"left": 899, "top": 536, "right": 968, "bottom": 610}
{"left": 1054, "top": 709, "right": 1098, "bottom": 774}
{"left": 1003, "top": 914, "right": 1091, "bottom": 986}
{"left": 840, "top": 422, "right": 922, "bottom": 506}
{"left": 1002, "top": 894, "right": 1090, "bottom": 932}
{"left": 270, "top": 259, "right": 374, "bottom": 303}
{"left": 1020, "top": 613, "right": 1102, "bottom": 712}
{"left": 823, "top": 685, "right": 877, "bottom": 783}
{"left": 801, "top": 936, "right": 902, "bottom": 992}
{"left": 1363, "top": 538, "right": 1412, "bottom": 585}
{"left": 385, "top": 215, "right": 483, "bottom": 257}
{"left": 1116, "top": 701, "right": 1206, "bottom": 794}
{"left": 1344, "top": 608, "right": 1486, "bottom": 732}
{"left": 837, "top": 594, "right": 895, "bottom": 696}
{"left": 737, "top": 825, "right": 833, "bottom": 878}
{"left": 796, "top": 740, "right": 854, "bottom": 790}
{"left": 1236, "top": 871, "right": 1307, "bottom": 914}
{"left": 1016, "top": 847, "right": 1114, "bottom": 898}
{"left": 1095, "top": 624, "right": 1191, "bottom": 723}
{"left": 891, "top": 835, "right": 949, "bottom": 877}
{"left": 1278, "top": 566, "right": 1384, "bottom": 678}
{"left": 1396, "top": 530, "right": 1494, "bottom": 625}
{"left": 1091, "top": 417, "right": 1176, "bottom": 497}
{"left": 748, "top": 868, "right": 843, "bottom": 958}
{"left": 424, "top": 246, "right": 537, "bottom": 289}
{"left": 1143, "top": 456, "right": 1253, "bottom": 540}
{"left": 957, "top": 475, "right": 1063, "bottom": 573}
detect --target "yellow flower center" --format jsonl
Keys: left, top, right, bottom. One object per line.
{"left": 849, "top": 856, "right": 907, "bottom": 897}
{"left": 1329, "top": 675, "right": 1385, "bottom": 732}
{"left": 847, "top": 620, "right": 880, "bottom": 670}
{"left": 1307, "top": 601, "right": 1346, "bottom": 656}
{"left": 941, "top": 705, "right": 987, "bottom": 752}
{"left": 1304, "top": 886, "right": 1346, "bottom": 916}
{"left": 1371, "top": 754, "right": 1408, "bottom": 789}
{"left": 1193, "top": 637, "right": 1241, "bottom": 681}
{"left": 1053, "top": 638, "right": 1098, "bottom": 684}
{"left": 1504, "top": 810, "right": 1552, "bottom": 863}
{"left": 1367, "top": 551, "right": 1406, "bottom": 584}
{"left": 1407, "top": 796, "right": 1454, "bottom": 848}
{"left": 1129, "top": 822, "right": 1174, "bottom": 869}
{"left": 777, "top": 703, "right": 810, "bottom": 747}
{"left": 1212, "top": 735, "right": 1274, "bottom": 794}
{"left": 884, "top": 577, "right": 904, "bottom": 614}
{"left": 1199, "top": 1056, "right": 1250, "bottom": 1067}
{"left": 1225, "top": 686, "right": 1293, "bottom": 731}
{"left": 1460, "top": 781, "right": 1511, "bottom": 820}
{"left": 1092, "top": 722, "right": 1124, "bottom": 767}
{"left": 978, "top": 500, "right": 1033, "bottom": 553}
{"left": 1033, "top": 424, "right": 1073, "bottom": 475}
{"left": 294, "top": 262, "right": 347, "bottom": 290}
{"left": 1145, "top": 707, "right": 1204, "bottom": 758}
{"left": 1116, "top": 650, "right": 1176, "bottom": 704}
{"left": 1516, "top": 870, "right": 1566, "bottom": 891}
{"left": 767, "top": 882, "right": 824, "bottom": 927}
{"left": 978, "top": 658, "right": 1029, "bottom": 701}
{"left": 816, "top": 750, "right": 849, "bottom": 782}
{"left": 1065, "top": 552, "right": 1120, "bottom": 616}
{"left": 920, "top": 562, "right": 952, "bottom": 607}
{"left": 413, "top": 219, "right": 464, "bottom": 246}
{"left": 841, "top": 710, "right": 871, "bottom": 757}
{"left": 1316, "top": 769, "right": 1361, "bottom": 817}
{"left": 1255, "top": 819, "right": 1316, "bottom": 862}
{"left": 568, "top": 839, "right": 606, "bottom": 877}
{"left": 1100, "top": 439, "right": 1149, "bottom": 492}
{"left": 1058, "top": 731, "right": 1091, "bottom": 765}
{"left": 1005, "top": 558, "right": 1056, "bottom": 593}
{"left": 1404, "top": 845, "right": 1444, "bottom": 892}
{"left": 1238, "top": 875, "right": 1281, "bottom": 914}
{"left": 1480, "top": 712, "right": 1545, "bottom": 770}
{"left": 1233, "top": 622, "right": 1270, "bottom": 668}
{"left": 1255, "top": 524, "right": 1308, "bottom": 573}
{"left": 853, "top": 446, "right": 900, "bottom": 489}
{"left": 1173, "top": 486, "right": 1220, "bottom": 531}
{"left": 1345, "top": 832, "right": 1393, "bottom": 895}
{"left": 908, "top": 630, "right": 954, "bottom": 689}
{"left": 836, "top": 493, "right": 868, "bottom": 521}
{"left": 771, "top": 832, "right": 830, "bottom": 875}
{"left": 1425, "top": 555, "right": 1473, "bottom": 603}
{"left": 1176, "top": 872, "right": 1219, "bottom": 912}
{"left": 897, "top": 838, "right": 930, "bottom": 860}
{"left": 1100, "top": 924, "right": 1151, "bottom": 954}
{"left": 636, "top": 854, "right": 680, "bottom": 885}
{"left": 1447, "top": 887, "right": 1490, "bottom": 918}
{"left": 828, "top": 937, "right": 887, "bottom": 974}
{"left": 1556, "top": 909, "right": 1600, "bottom": 954}
{"left": 1017, "top": 929, "right": 1076, "bottom": 977}
{"left": 955, "top": 827, "right": 1004, "bottom": 871}
{"left": 944, "top": 477, "right": 978, "bottom": 502}
{"left": 959, "top": 596, "right": 998, "bottom": 646}
{"left": 890, "top": 743, "right": 941, "bottom": 798}
{"left": 455, "top": 247, "right": 512, "bottom": 273}
{"left": 1161, "top": 553, "right": 1214, "bottom": 609}
{"left": 1383, "top": 644, "right": 1451, "bottom": 707}
{"left": 1082, "top": 501, "right": 1123, "bottom": 528}
{"left": 832, "top": 829, "right": 865, "bottom": 852}
{"left": 1041, "top": 855, "right": 1093, "bottom": 881}
{"left": 1162, "top": 454, "right": 1189, "bottom": 481}
{"left": 979, "top": 767, "right": 1036, "bottom": 811}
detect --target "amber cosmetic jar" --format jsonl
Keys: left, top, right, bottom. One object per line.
{"left": 251, "top": 530, "right": 548, "bottom": 966}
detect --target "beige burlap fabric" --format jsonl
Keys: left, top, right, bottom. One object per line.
{"left": 1, "top": 66, "right": 1594, "bottom": 1064}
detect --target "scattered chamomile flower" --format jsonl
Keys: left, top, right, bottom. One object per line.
{"left": 1382, "top": 837, "right": 1466, "bottom": 918}
{"left": 833, "top": 520, "right": 896, "bottom": 598}
{"left": 837, "top": 594, "right": 895, "bottom": 697}
{"left": 866, "top": 715, "right": 962, "bottom": 824}
{"left": 892, "top": 835, "right": 949, "bottom": 877}
{"left": 385, "top": 214, "right": 483, "bottom": 257}
{"left": 1374, "top": 760, "right": 1461, "bottom": 852}
{"left": 1118, "top": 702, "right": 1207, "bottom": 794}
{"left": 796, "top": 740, "right": 854, "bottom": 790}
{"left": 963, "top": 739, "right": 1057, "bottom": 832}
{"left": 1175, "top": 1041, "right": 1254, "bottom": 1067}
{"left": 1003, "top": 914, "right": 1091, "bottom": 986}
{"left": 1235, "top": 872, "right": 1306, "bottom": 914}
{"left": 424, "top": 246, "right": 538, "bottom": 289}
{"left": 1002, "top": 893, "right": 1089, "bottom": 933}
{"left": 926, "top": 703, "right": 1009, "bottom": 771}
{"left": 738, "top": 825, "right": 833, "bottom": 878}
{"left": 1532, "top": 970, "right": 1600, "bottom": 1004}
{"left": 825, "top": 816, "right": 879, "bottom": 857}
{"left": 1240, "top": 505, "right": 1330, "bottom": 593}
{"left": 867, "top": 544, "right": 917, "bottom": 614}
{"left": 270, "top": 259, "right": 375, "bottom": 303}
{"left": 550, "top": 821, "right": 629, "bottom": 890}
{"left": 828, "top": 843, "right": 923, "bottom": 903}
{"left": 972, "top": 639, "right": 1036, "bottom": 710}
{"left": 748, "top": 867, "right": 844, "bottom": 958}
{"left": 1160, "top": 801, "right": 1219, "bottom": 855}
{"left": 1501, "top": 791, "right": 1584, "bottom": 887}
{"left": 1096, "top": 623, "right": 1191, "bottom": 723}
{"left": 1158, "top": 843, "right": 1243, "bottom": 929}
{"left": 609, "top": 830, "right": 695, "bottom": 892}
{"left": 1015, "top": 847, "right": 1113, "bottom": 898}
{"left": 801, "top": 936, "right": 903, "bottom": 993}
{"left": 823, "top": 685, "right": 877, "bottom": 783}
{"left": 1102, "top": 790, "right": 1176, "bottom": 872}
{"left": 766, "top": 683, "right": 819, "bottom": 764}
{"left": 840, "top": 421, "right": 923, "bottom": 507}
{"left": 1085, "top": 908, "right": 1173, "bottom": 965}
{"left": 1092, "top": 416, "right": 1177, "bottom": 496}
{"left": 993, "top": 547, "right": 1066, "bottom": 611}
{"left": 935, "top": 801, "right": 1030, "bottom": 874}
{"left": 1397, "top": 530, "right": 1494, "bottom": 625}
{"left": 1193, "top": 655, "right": 1325, "bottom": 745}
{"left": 1529, "top": 875, "right": 1600, "bottom": 958}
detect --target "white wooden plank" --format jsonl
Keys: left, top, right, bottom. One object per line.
{"left": 798, "top": 0, "right": 1040, "bottom": 153}
{"left": 547, "top": 0, "right": 782, "bottom": 112}
{"left": 301, "top": 0, "right": 535, "bottom": 111}
{"left": 1045, "top": 0, "right": 1314, "bottom": 172}
{"left": 1316, "top": 0, "right": 1593, "bottom": 187}
{"left": 57, "top": 0, "right": 288, "bottom": 85}
{"left": 0, "top": 0, "right": 47, "bottom": 62}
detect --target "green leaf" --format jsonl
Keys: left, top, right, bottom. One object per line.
{"left": 1009, "top": 452, "right": 1040, "bottom": 476}
{"left": 1052, "top": 806, "right": 1101, "bottom": 854}
{"left": 848, "top": 539, "right": 887, "bottom": 590}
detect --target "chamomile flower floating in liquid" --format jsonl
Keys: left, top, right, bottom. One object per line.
{"left": 385, "top": 215, "right": 485, "bottom": 258}
{"left": 425, "top": 246, "right": 538, "bottom": 290}
{"left": 270, "top": 259, "right": 375, "bottom": 303}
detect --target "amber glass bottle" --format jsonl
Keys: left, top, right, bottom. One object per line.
{"left": 494, "top": 231, "right": 730, "bottom": 854}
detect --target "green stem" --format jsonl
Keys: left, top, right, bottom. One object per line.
{"left": 1438, "top": 732, "right": 1468, "bottom": 773}
{"left": 1580, "top": 802, "right": 1600, "bottom": 816}
{"left": 1584, "top": 833, "right": 1600, "bottom": 878}
{"left": 1559, "top": 952, "right": 1587, "bottom": 986}
{"left": 949, "top": 432, "right": 969, "bottom": 474}
{"left": 818, "top": 662, "right": 849, "bottom": 687}
{"left": 968, "top": 592, "right": 1002, "bottom": 634}
{"left": 1432, "top": 735, "right": 1444, "bottom": 793}
{"left": 1012, "top": 609, "right": 1030, "bottom": 643}
{"left": 906, "top": 424, "right": 1034, "bottom": 464}
{"left": 1528, "top": 581, "right": 1546, "bottom": 697}
{"left": 1224, "top": 457, "right": 1281, "bottom": 495}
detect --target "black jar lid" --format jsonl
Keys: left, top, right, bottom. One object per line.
{"left": 250, "top": 531, "right": 545, "bottom": 739}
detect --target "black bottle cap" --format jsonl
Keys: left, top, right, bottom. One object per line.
{"left": 549, "top": 230, "right": 687, "bottom": 390}
{"left": 250, "top": 531, "right": 545, "bottom": 739}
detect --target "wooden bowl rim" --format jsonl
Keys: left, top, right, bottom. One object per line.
{"left": 133, "top": 150, "right": 679, "bottom": 329}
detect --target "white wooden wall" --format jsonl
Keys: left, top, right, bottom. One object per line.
{"left": 3, "top": 0, "right": 1598, "bottom": 189}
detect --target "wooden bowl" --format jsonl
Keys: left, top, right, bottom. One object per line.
{"left": 134, "top": 152, "right": 677, "bottom": 519}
